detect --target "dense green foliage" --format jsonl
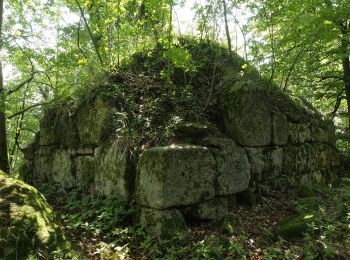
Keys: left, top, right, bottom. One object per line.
{"left": 247, "top": 0, "right": 350, "bottom": 150}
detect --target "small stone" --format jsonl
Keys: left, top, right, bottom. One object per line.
{"left": 297, "top": 183, "right": 314, "bottom": 198}
{"left": 219, "top": 215, "right": 241, "bottom": 235}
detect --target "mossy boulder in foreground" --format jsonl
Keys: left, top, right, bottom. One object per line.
{"left": 0, "top": 171, "right": 74, "bottom": 259}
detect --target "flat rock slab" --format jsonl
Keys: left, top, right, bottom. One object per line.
{"left": 136, "top": 144, "right": 216, "bottom": 209}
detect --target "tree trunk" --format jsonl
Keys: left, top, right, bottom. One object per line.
{"left": 341, "top": 20, "right": 350, "bottom": 133}
{"left": 0, "top": 0, "right": 9, "bottom": 173}
{"left": 222, "top": 0, "right": 232, "bottom": 52}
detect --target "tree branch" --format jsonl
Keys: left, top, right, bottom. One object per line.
{"left": 7, "top": 100, "right": 55, "bottom": 119}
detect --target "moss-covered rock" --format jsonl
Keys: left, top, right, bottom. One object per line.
{"left": 219, "top": 215, "right": 241, "bottom": 235}
{"left": 223, "top": 85, "right": 272, "bottom": 146}
{"left": 275, "top": 212, "right": 318, "bottom": 239}
{"left": 0, "top": 171, "right": 75, "bottom": 259}
{"left": 135, "top": 144, "right": 216, "bottom": 209}
{"left": 139, "top": 208, "right": 188, "bottom": 239}
{"left": 93, "top": 144, "right": 130, "bottom": 200}
{"left": 297, "top": 183, "right": 315, "bottom": 198}
{"left": 76, "top": 95, "right": 117, "bottom": 145}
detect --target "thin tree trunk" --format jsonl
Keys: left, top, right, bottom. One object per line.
{"left": 0, "top": 0, "right": 9, "bottom": 173}
{"left": 341, "top": 20, "right": 350, "bottom": 133}
{"left": 75, "top": 0, "right": 104, "bottom": 66}
{"left": 222, "top": 0, "right": 231, "bottom": 52}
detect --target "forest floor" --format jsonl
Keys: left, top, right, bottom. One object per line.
{"left": 47, "top": 183, "right": 350, "bottom": 260}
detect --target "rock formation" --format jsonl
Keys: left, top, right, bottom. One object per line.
{"left": 21, "top": 45, "right": 344, "bottom": 238}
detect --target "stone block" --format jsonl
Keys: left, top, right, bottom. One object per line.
{"left": 204, "top": 138, "right": 251, "bottom": 195}
{"left": 135, "top": 144, "right": 216, "bottom": 209}
{"left": 223, "top": 85, "right": 272, "bottom": 146}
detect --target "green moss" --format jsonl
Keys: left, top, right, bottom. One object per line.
{"left": 276, "top": 212, "right": 318, "bottom": 239}
{"left": 297, "top": 183, "right": 315, "bottom": 197}
{"left": 0, "top": 171, "right": 78, "bottom": 259}
{"left": 295, "top": 196, "right": 322, "bottom": 212}
{"left": 219, "top": 215, "right": 240, "bottom": 235}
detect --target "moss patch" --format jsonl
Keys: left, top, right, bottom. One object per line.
{"left": 275, "top": 212, "right": 318, "bottom": 239}
{"left": 0, "top": 171, "right": 77, "bottom": 259}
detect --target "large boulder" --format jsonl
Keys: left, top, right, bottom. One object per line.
{"left": 245, "top": 147, "right": 283, "bottom": 185}
{"left": 0, "top": 171, "right": 74, "bottom": 259}
{"left": 135, "top": 144, "right": 216, "bottom": 209}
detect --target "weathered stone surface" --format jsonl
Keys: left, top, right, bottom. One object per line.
{"left": 32, "top": 155, "right": 51, "bottom": 183}
{"left": 188, "top": 197, "right": 228, "bottom": 220}
{"left": 204, "top": 138, "right": 251, "bottom": 195}
{"left": 310, "top": 120, "right": 336, "bottom": 145}
{"left": 51, "top": 149, "right": 75, "bottom": 189}
{"left": 174, "top": 122, "right": 211, "bottom": 136}
{"left": 76, "top": 146, "right": 95, "bottom": 156}
{"left": 283, "top": 144, "right": 339, "bottom": 176}
{"left": 0, "top": 171, "right": 73, "bottom": 259}
{"left": 245, "top": 147, "right": 283, "bottom": 183}
{"left": 135, "top": 144, "right": 216, "bottom": 209}
{"left": 94, "top": 144, "right": 129, "bottom": 200}
{"left": 224, "top": 85, "right": 272, "bottom": 146}
{"left": 75, "top": 156, "right": 95, "bottom": 192}
{"left": 39, "top": 111, "right": 58, "bottom": 146}
{"left": 287, "top": 122, "right": 311, "bottom": 144}
{"left": 272, "top": 112, "right": 288, "bottom": 145}
{"left": 39, "top": 109, "right": 78, "bottom": 147}
{"left": 139, "top": 208, "right": 188, "bottom": 239}
{"left": 76, "top": 96, "right": 115, "bottom": 145}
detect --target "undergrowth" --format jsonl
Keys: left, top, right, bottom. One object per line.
{"left": 44, "top": 178, "right": 350, "bottom": 259}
